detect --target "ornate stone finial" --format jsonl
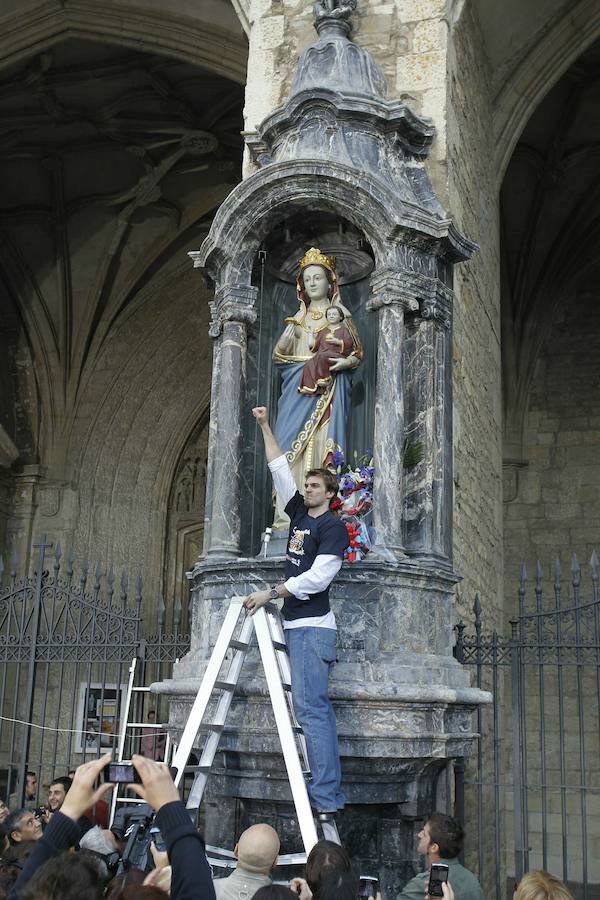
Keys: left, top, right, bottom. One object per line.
{"left": 289, "top": 0, "right": 387, "bottom": 100}
{"left": 299, "top": 247, "right": 337, "bottom": 274}
{"left": 313, "top": 0, "right": 357, "bottom": 38}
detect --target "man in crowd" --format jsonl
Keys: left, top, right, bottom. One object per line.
{"left": 398, "top": 813, "right": 484, "bottom": 900}
{"left": 244, "top": 406, "right": 349, "bottom": 818}
{"left": 8, "top": 772, "right": 37, "bottom": 810}
{"left": 47, "top": 777, "right": 72, "bottom": 816}
{"left": 45, "top": 776, "right": 92, "bottom": 835}
{"left": 25, "top": 773, "right": 37, "bottom": 805}
{"left": 4, "top": 809, "right": 43, "bottom": 845}
{"left": 213, "top": 824, "right": 280, "bottom": 900}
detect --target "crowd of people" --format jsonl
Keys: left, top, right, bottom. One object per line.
{"left": 0, "top": 758, "right": 578, "bottom": 900}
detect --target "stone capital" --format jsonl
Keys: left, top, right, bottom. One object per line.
{"left": 367, "top": 270, "right": 420, "bottom": 312}
{"left": 420, "top": 285, "right": 453, "bottom": 329}
{"left": 208, "top": 283, "right": 258, "bottom": 338}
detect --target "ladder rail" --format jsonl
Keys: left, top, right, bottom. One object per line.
{"left": 185, "top": 612, "right": 254, "bottom": 810}
{"left": 265, "top": 606, "right": 311, "bottom": 773}
{"left": 109, "top": 658, "right": 138, "bottom": 827}
{"left": 172, "top": 598, "right": 246, "bottom": 786}
{"left": 253, "top": 606, "right": 319, "bottom": 853}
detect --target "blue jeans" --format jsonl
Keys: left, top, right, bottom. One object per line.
{"left": 285, "top": 626, "right": 346, "bottom": 812}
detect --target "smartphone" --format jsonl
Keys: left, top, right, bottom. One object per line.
{"left": 106, "top": 761, "right": 142, "bottom": 784}
{"left": 428, "top": 864, "right": 449, "bottom": 898}
{"left": 150, "top": 825, "right": 167, "bottom": 852}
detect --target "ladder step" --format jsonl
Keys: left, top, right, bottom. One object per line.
{"left": 272, "top": 641, "right": 287, "bottom": 652}
{"left": 214, "top": 680, "right": 237, "bottom": 691}
{"left": 229, "top": 640, "right": 249, "bottom": 650}
{"left": 184, "top": 764, "right": 211, "bottom": 774}
{"left": 131, "top": 686, "right": 151, "bottom": 692}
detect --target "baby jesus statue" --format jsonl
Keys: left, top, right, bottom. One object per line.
{"left": 298, "top": 305, "right": 356, "bottom": 396}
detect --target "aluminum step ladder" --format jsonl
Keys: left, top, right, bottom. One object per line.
{"left": 109, "top": 657, "right": 172, "bottom": 827}
{"left": 171, "top": 596, "right": 340, "bottom": 861}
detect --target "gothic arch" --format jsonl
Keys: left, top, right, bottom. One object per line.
{"left": 0, "top": 0, "right": 248, "bottom": 83}
{"left": 500, "top": 38, "right": 600, "bottom": 459}
{"left": 493, "top": 0, "right": 600, "bottom": 184}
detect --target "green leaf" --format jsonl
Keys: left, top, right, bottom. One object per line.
{"left": 403, "top": 439, "right": 424, "bottom": 470}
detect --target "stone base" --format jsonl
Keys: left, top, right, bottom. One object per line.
{"left": 152, "top": 557, "right": 491, "bottom": 891}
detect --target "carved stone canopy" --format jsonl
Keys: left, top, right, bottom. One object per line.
{"left": 194, "top": 1, "right": 476, "bottom": 321}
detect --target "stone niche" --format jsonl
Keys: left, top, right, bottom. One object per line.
{"left": 155, "top": 2, "right": 490, "bottom": 892}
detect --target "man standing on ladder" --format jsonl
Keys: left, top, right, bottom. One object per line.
{"left": 244, "top": 406, "right": 349, "bottom": 820}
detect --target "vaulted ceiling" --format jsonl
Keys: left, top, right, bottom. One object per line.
{"left": 500, "top": 38, "right": 600, "bottom": 458}
{"left": 0, "top": 38, "right": 244, "bottom": 464}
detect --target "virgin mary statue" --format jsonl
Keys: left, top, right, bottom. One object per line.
{"left": 272, "top": 247, "right": 363, "bottom": 524}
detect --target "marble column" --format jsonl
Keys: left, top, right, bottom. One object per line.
{"left": 368, "top": 272, "right": 418, "bottom": 559}
{"left": 202, "top": 285, "right": 257, "bottom": 559}
{"left": 404, "top": 286, "right": 453, "bottom": 562}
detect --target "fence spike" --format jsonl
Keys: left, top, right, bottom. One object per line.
{"left": 107, "top": 566, "right": 115, "bottom": 604}
{"left": 519, "top": 562, "right": 527, "bottom": 588}
{"left": 0, "top": 555, "right": 4, "bottom": 581}
{"left": 120, "top": 571, "right": 128, "bottom": 605}
{"left": 554, "top": 556, "right": 562, "bottom": 585}
{"left": 158, "top": 596, "right": 165, "bottom": 626}
{"left": 54, "top": 543, "right": 62, "bottom": 566}
{"left": 67, "top": 548, "right": 75, "bottom": 577}
{"left": 591, "top": 550, "right": 599, "bottom": 581}
{"left": 10, "top": 549, "right": 17, "bottom": 578}
{"left": 473, "top": 594, "right": 482, "bottom": 639}
{"left": 174, "top": 595, "right": 182, "bottom": 627}
{"left": 571, "top": 552, "right": 581, "bottom": 585}
{"left": 135, "top": 573, "right": 143, "bottom": 606}
{"left": 94, "top": 562, "right": 102, "bottom": 590}
{"left": 535, "top": 560, "right": 542, "bottom": 585}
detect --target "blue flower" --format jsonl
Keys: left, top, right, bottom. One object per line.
{"left": 341, "top": 475, "right": 355, "bottom": 492}
{"left": 332, "top": 450, "right": 345, "bottom": 467}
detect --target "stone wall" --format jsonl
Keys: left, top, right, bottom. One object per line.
{"left": 504, "top": 288, "right": 600, "bottom": 595}
{"left": 446, "top": 4, "right": 504, "bottom": 628}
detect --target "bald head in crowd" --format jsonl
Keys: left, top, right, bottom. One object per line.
{"left": 235, "top": 824, "right": 280, "bottom": 874}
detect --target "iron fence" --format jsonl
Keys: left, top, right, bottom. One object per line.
{"left": 0, "top": 536, "right": 190, "bottom": 810}
{"left": 455, "top": 552, "right": 600, "bottom": 900}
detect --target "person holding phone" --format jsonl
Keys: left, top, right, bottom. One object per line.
{"left": 397, "top": 813, "right": 484, "bottom": 900}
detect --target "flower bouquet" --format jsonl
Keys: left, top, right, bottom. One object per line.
{"left": 331, "top": 450, "right": 374, "bottom": 563}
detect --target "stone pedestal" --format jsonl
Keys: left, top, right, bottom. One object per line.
{"left": 155, "top": 557, "right": 489, "bottom": 893}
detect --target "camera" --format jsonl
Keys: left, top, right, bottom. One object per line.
{"left": 111, "top": 804, "right": 156, "bottom": 875}
{"left": 33, "top": 807, "right": 47, "bottom": 818}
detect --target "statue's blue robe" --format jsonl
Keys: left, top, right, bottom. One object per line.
{"left": 274, "top": 361, "right": 352, "bottom": 464}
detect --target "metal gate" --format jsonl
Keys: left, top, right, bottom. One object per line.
{"left": 0, "top": 537, "right": 190, "bottom": 809}
{"left": 455, "top": 553, "right": 600, "bottom": 899}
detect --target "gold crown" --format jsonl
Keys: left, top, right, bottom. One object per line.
{"left": 298, "top": 247, "right": 337, "bottom": 275}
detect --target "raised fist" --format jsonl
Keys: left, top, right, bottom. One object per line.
{"left": 252, "top": 407, "right": 269, "bottom": 426}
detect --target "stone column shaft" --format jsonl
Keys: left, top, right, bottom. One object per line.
{"left": 404, "top": 291, "right": 453, "bottom": 561}
{"left": 372, "top": 303, "right": 407, "bottom": 557}
{"left": 203, "top": 320, "right": 247, "bottom": 558}
{"left": 201, "top": 284, "right": 257, "bottom": 559}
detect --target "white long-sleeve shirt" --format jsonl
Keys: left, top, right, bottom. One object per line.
{"left": 268, "top": 455, "right": 341, "bottom": 630}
